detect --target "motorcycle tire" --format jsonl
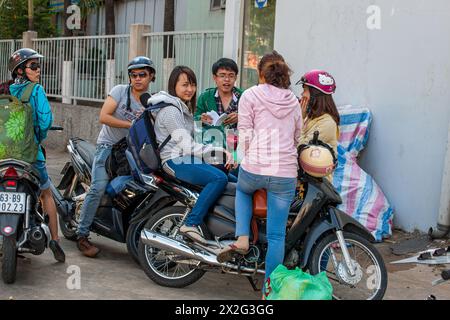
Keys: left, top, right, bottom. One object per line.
{"left": 308, "top": 232, "right": 387, "bottom": 300}
{"left": 59, "top": 215, "right": 78, "bottom": 241}
{"left": 1, "top": 236, "right": 17, "bottom": 284}
{"left": 138, "top": 206, "right": 206, "bottom": 288}
{"left": 126, "top": 219, "right": 147, "bottom": 265}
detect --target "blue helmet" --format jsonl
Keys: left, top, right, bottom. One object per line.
{"left": 128, "top": 56, "right": 155, "bottom": 73}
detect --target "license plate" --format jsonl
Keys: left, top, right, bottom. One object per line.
{"left": 0, "top": 192, "right": 26, "bottom": 214}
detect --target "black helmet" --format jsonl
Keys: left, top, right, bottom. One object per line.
{"left": 9, "top": 48, "right": 43, "bottom": 75}
{"left": 127, "top": 56, "right": 156, "bottom": 73}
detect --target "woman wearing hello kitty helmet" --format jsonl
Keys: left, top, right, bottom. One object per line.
{"left": 296, "top": 70, "right": 340, "bottom": 155}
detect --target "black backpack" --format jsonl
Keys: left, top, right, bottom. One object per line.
{"left": 105, "top": 137, "right": 131, "bottom": 179}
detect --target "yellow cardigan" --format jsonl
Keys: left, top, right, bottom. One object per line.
{"left": 299, "top": 113, "right": 340, "bottom": 154}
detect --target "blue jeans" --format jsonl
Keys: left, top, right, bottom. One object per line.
{"left": 32, "top": 160, "right": 51, "bottom": 190}
{"left": 164, "top": 156, "right": 228, "bottom": 227}
{"left": 235, "top": 167, "right": 296, "bottom": 283}
{"left": 77, "top": 144, "right": 112, "bottom": 237}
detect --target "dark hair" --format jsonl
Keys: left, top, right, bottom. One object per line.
{"left": 168, "top": 65, "right": 197, "bottom": 113}
{"left": 257, "top": 50, "right": 292, "bottom": 89}
{"left": 212, "top": 58, "right": 239, "bottom": 75}
{"left": 308, "top": 86, "right": 340, "bottom": 125}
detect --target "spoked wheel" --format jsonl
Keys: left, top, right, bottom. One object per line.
{"left": 138, "top": 206, "right": 206, "bottom": 288}
{"left": 59, "top": 182, "right": 84, "bottom": 241}
{"left": 309, "top": 232, "right": 387, "bottom": 300}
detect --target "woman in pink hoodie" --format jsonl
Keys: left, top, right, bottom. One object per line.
{"left": 217, "top": 51, "right": 302, "bottom": 287}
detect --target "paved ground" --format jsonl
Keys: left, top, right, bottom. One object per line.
{"left": 0, "top": 150, "right": 449, "bottom": 300}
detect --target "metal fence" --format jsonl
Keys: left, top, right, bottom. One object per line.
{"left": 33, "top": 35, "right": 129, "bottom": 102}
{"left": 1, "top": 31, "right": 224, "bottom": 103}
{"left": 144, "top": 31, "right": 224, "bottom": 94}
{"left": 0, "top": 40, "right": 22, "bottom": 83}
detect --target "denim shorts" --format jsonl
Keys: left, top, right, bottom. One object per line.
{"left": 32, "top": 160, "right": 51, "bottom": 190}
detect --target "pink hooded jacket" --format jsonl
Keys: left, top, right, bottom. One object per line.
{"left": 238, "top": 84, "right": 302, "bottom": 178}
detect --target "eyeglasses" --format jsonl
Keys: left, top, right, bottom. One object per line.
{"left": 216, "top": 73, "right": 236, "bottom": 80}
{"left": 25, "top": 62, "right": 41, "bottom": 71}
{"left": 129, "top": 72, "right": 149, "bottom": 79}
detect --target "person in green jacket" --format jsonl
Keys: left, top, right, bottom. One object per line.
{"left": 195, "top": 58, "right": 244, "bottom": 147}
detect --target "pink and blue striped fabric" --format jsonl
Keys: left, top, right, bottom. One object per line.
{"left": 332, "top": 105, "right": 393, "bottom": 242}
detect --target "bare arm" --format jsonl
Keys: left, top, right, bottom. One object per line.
{"left": 99, "top": 96, "right": 132, "bottom": 129}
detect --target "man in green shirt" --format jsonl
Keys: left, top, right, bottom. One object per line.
{"left": 195, "top": 58, "right": 244, "bottom": 148}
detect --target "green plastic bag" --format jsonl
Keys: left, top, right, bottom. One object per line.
{"left": 265, "top": 265, "right": 333, "bottom": 300}
{"left": 0, "top": 86, "right": 38, "bottom": 164}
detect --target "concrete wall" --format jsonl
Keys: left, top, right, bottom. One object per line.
{"left": 44, "top": 102, "right": 102, "bottom": 152}
{"left": 274, "top": 0, "right": 450, "bottom": 232}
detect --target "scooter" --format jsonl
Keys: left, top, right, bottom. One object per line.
{"left": 0, "top": 127, "right": 62, "bottom": 284}
{"left": 137, "top": 134, "right": 388, "bottom": 300}
{"left": 51, "top": 137, "right": 171, "bottom": 263}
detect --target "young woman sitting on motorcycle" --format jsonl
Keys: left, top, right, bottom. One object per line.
{"left": 297, "top": 70, "right": 340, "bottom": 154}
{"left": 8, "top": 48, "right": 65, "bottom": 262}
{"left": 150, "top": 66, "right": 235, "bottom": 245}
{"left": 217, "top": 51, "right": 302, "bottom": 286}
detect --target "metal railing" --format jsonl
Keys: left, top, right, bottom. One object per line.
{"left": 144, "top": 31, "right": 224, "bottom": 94}
{"left": 33, "top": 35, "right": 129, "bottom": 102}
{"left": 1, "top": 31, "right": 224, "bottom": 103}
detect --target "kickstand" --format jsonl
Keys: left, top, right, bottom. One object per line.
{"left": 246, "top": 276, "right": 261, "bottom": 292}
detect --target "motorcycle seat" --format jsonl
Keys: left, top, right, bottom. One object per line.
{"left": 223, "top": 182, "right": 236, "bottom": 196}
{"left": 75, "top": 140, "right": 96, "bottom": 168}
{"left": 160, "top": 170, "right": 237, "bottom": 196}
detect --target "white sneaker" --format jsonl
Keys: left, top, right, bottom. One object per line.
{"left": 179, "top": 225, "right": 207, "bottom": 244}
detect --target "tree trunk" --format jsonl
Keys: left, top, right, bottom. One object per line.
{"left": 163, "top": 0, "right": 175, "bottom": 59}
{"left": 105, "top": 0, "right": 115, "bottom": 59}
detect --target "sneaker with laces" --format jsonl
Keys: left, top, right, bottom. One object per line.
{"left": 77, "top": 236, "right": 100, "bottom": 258}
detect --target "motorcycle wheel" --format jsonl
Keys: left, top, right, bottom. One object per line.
{"left": 1, "top": 236, "right": 17, "bottom": 284}
{"left": 59, "top": 182, "right": 85, "bottom": 241}
{"left": 138, "top": 206, "right": 206, "bottom": 288}
{"left": 126, "top": 219, "right": 147, "bottom": 265}
{"left": 59, "top": 209, "right": 78, "bottom": 241}
{"left": 309, "top": 232, "right": 387, "bottom": 300}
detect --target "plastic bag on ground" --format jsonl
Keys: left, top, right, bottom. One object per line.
{"left": 264, "top": 265, "right": 333, "bottom": 300}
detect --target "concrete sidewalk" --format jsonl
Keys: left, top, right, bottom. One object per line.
{"left": 0, "top": 150, "right": 449, "bottom": 300}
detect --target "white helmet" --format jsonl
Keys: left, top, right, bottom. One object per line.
{"left": 299, "top": 131, "right": 336, "bottom": 178}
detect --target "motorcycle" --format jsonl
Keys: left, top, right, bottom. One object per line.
{"left": 52, "top": 136, "right": 171, "bottom": 263}
{"left": 137, "top": 136, "right": 388, "bottom": 300}
{"left": 0, "top": 127, "right": 62, "bottom": 284}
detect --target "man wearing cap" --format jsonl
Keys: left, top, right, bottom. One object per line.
{"left": 76, "top": 56, "right": 156, "bottom": 258}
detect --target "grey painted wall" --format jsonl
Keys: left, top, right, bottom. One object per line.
{"left": 175, "top": 0, "right": 225, "bottom": 31}
{"left": 274, "top": 0, "right": 450, "bottom": 232}
{"left": 86, "top": 0, "right": 224, "bottom": 35}
{"left": 86, "top": 0, "right": 165, "bottom": 35}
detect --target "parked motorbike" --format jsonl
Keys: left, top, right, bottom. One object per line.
{"left": 0, "top": 127, "right": 62, "bottom": 284}
{"left": 52, "top": 137, "right": 172, "bottom": 263}
{"left": 137, "top": 138, "right": 388, "bottom": 300}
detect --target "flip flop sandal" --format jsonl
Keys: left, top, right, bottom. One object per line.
{"left": 180, "top": 229, "right": 208, "bottom": 245}
{"left": 217, "top": 244, "right": 249, "bottom": 263}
